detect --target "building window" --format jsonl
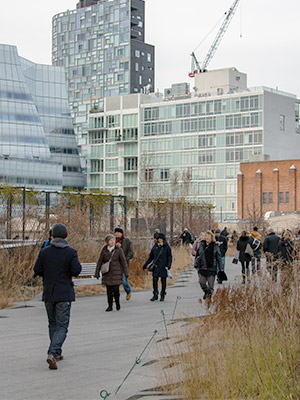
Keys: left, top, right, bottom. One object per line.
{"left": 135, "top": 50, "right": 140, "bottom": 58}
{"left": 269, "top": 192, "right": 273, "bottom": 204}
{"left": 147, "top": 53, "right": 152, "bottom": 62}
{"left": 286, "top": 191, "right": 289, "bottom": 204}
{"left": 91, "top": 159, "right": 103, "bottom": 173}
{"left": 124, "top": 157, "right": 137, "bottom": 171}
{"left": 262, "top": 192, "right": 267, "bottom": 205}
{"left": 135, "top": 62, "right": 139, "bottom": 71}
{"left": 139, "top": 75, "right": 142, "bottom": 85}
{"left": 280, "top": 115, "right": 285, "bottom": 131}
{"left": 279, "top": 192, "right": 284, "bottom": 204}
{"left": 160, "top": 169, "right": 169, "bottom": 181}
{"left": 145, "top": 168, "right": 153, "bottom": 182}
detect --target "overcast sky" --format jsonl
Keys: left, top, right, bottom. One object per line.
{"left": 0, "top": 0, "right": 299, "bottom": 97}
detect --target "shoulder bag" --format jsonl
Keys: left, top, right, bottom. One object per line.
{"left": 146, "top": 247, "right": 164, "bottom": 272}
{"left": 101, "top": 250, "right": 115, "bottom": 274}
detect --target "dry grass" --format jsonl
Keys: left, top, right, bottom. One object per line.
{"left": 162, "top": 259, "right": 300, "bottom": 399}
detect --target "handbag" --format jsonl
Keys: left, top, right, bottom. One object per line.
{"left": 245, "top": 243, "right": 254, "bottom": 257}
{"left": 101, "top": 250, "right": 115, "bottom": 274}
{"left": 146, "top": 247, "right": 164, "bottom": 272}
{"left": 217, "top": 270, "right": 228, "bottom": 281}
{"left": 232, "top": 250, "right": 239, "bottom": 264}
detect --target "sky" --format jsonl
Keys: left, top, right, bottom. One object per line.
{"left": 0, "top": 0, "right": 299, "bottom": 97}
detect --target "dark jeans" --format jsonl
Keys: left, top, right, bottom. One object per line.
{"left": 106, "top": 285, "right": 120, "bottom": 308}
{"left": 251, "top": 251, "right": 261, "bottom": 273}
{"left": 153, "top": 276, "right": 166, "bottom": 296}
{"left": 45, "top": 301, "right": 71, "bottom": 358}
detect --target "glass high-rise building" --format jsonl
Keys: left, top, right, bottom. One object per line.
{"left": 52, "top": 0, "right": 155, "bottom": 157}
{"left": 0, "top": 44, "right": 84, "bottom": 190}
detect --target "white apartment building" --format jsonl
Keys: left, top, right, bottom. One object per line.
{"left": 86, "top": 67, "right": 300, "bottom": 220}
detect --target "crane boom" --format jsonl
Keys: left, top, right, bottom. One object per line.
{"left": 189, "top": 0, "right": 240, "bottom": 76}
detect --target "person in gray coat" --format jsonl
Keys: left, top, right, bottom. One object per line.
{"left": 33, "top": 223, "right": 81, "bottom": 370}
{"left": 194, "top": 231, "right": 222, "bottom": 299}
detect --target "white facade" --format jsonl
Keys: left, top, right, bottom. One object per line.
{"left": 86, "top": 68, "right": 300, "bottom": 220}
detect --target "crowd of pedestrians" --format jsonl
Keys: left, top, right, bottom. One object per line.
{"left": 33, "top": 222, "right": 299, "bottom": 370}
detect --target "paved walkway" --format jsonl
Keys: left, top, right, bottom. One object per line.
{"left": 0, "top": 257, "right": 241, "bottom": 400}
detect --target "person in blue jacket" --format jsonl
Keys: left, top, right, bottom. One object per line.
{"left": 143, "top": 233, "right": 172, "bottom": 302}
{"left": 33, "top": 223, "right": 81, "bottom": 370}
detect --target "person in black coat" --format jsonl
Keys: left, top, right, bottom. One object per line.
{"left": 237, "top": 231, "right": 252, "bottom": 284}
{"left": 143, "top": 233, "right": 172, "bottom": 302}
{"left": 263, "top": 228, "right": 280, "bottom": 281}
{"left": 214, "top": 228, "right": 228, "bottom": 283}
{"left": 180, "top": 228, "right": 192, "bottom": 245}
{"left": 194, "top": 231, "right": 222, "bottom": 299}
{"left": 33, "top": 223, "right": 81, "bottom": 370}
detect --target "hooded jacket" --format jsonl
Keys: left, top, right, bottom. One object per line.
{"left": 263, "top": 232, "right": 280, "bottom": 256}
{"left": 33, "top": 238, "right": 82, "bottom": 302}
{"left": 194, "top": 240, "right": 222, "bottom": 276}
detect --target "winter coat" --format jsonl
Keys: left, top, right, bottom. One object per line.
{"left": 237, "top": 236, "right": 252, "bottom": 262}
{"left": 249, "top": 234, "right": 262, "bottom": 255}
{"left": 278, "top": 239, "right": 294, "bottom": 265}
{"left": 143, "top": 242, "right": 172, "bottom": 278}
{"left": 119, "top": 236, "right": 134, "bottom": 267}
{"left": 263, "top": 233, "right": 280, "bottom": 256}
{"left": 33, "top": 238, "right": 82, "bottom": 302}
{"left": 215, "top": 234, "right": 228, "bottom": 257}
{"left": 194, "top": 240, "right": 222, "bottom": 276}
{"left": 95, "top": 246, "right": 128, "bottom": 286}
{"left": 180, "top": 231, "right": 192, "bottom": 244}
{"left": 221, "top": 229, "right": 229, "bottom": 238}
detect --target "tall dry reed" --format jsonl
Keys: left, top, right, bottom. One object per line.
{"left": 163, "top": 260, "right": 300, "bottom": 399}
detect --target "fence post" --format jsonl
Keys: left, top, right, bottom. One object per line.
{"left": 45, "top": 192, "right": 50, "bottom": 232}
{"left": 22, "top": 188, "right": 26, "bottom": 240}
{"left": 110, "top": 196, "right": 115, "bottom": 232}
{"left": 124, "top": 195, "right": 127, "bottom": 233}
{"left": 135, "top": 201, "right": 139, "bottom": 233}
{"left": 6, "top": 193, "right": 12, "bottom": 239}
{"left": 181, "top": 202, "right": 185, "bottom": 231}
{"left": 170, "top": 202, "right": 174, "bottom": 245}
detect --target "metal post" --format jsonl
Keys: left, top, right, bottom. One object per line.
{"left": 45, "top": 192, "right": 50, "bottom": 232}
{"left": 170, "top": 202, "right": 174, "bottom": 245}
{"left": 189, "top": 204, "right": 193, "bottom": 228}
{"left": 6, "top": 193, "right": 12, "bottom": 239}
{"left": 110, "top": 196, "right": 115, "bottom": 232}
{"left": 220, "top": 206, "right": 223, "bottom": 223}
{"left": 124, "top": 195, "right": 127, "bottom": 233}
{"left": 208, "top": 206, "right": 211, "bottom": 230}
{"left": 135, "top": 201, "right": 139, "bottom": 233}
{"left": 181, "top": 203, "right": 185, "bottom": 231}
{"left": 22, "top": 188, "right": 26, "bottom": 240}
{"left": 89, "top": 202, "right": 94, "bottom": 236}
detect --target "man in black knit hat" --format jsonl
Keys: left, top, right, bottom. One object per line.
{"left": 33, "top": 223, "right": 81, "bottom": 370}
{"left": 114, "top": 226, "right": 134, "bottom": 300}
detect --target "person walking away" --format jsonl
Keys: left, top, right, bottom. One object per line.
{"left": 214, "top": 228, "right": 228, "bottom": 283}
{"left": 278, "top": 229, "right": 295, "bottom": 290}
{"left": 249, "top": 227, "right": 262, "bottom": 275}
{"left": 194, "top": 231, "right": 222, "bottom": 299}
{"left": 263, "top": 228, "right": 280, "bottom": 281}
{"left": 237, "top": 231, "right": 252, "bottom": 284}
{"left": 33, "top": 223, "right": 81, "bottom": 370}
{"left": 114, "top": 227, "right": 133, "bottom": 301}
{"left": 95, "top": 234, "right": 128, "bottom": 312}
{"left": 143, "top": 233, "right": 172, "bottom": 302}
{"left": 180, "top": 228, "right": 192, "bottom": 246}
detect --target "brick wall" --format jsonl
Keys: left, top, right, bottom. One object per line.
{"left": 238, "top": 160, "right": 300, "bottom": 219}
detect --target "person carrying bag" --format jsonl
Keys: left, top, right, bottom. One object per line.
{"left": 143, "top": 233, "right": 172, "bottom": 302}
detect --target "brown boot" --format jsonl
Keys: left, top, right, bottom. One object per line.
{"left": 47, "top": 355, "right": 57, "bottom": 370}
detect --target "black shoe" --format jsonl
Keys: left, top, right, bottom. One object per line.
{"left": 116, "top": 304, "right": 121, "bottom": 311}
{"left": 217, "top": 279, "right": 223, "bottom": 284}
{"left": 203, "top": 293, "right": 207, "bottom": 300}
{"left": 150, "top": 295, "right": 158, "bottom": 301}
{"left": 160, "top": 295, "right": 165, "bottom": 302}
{"left": 105, "top": 306, "right": 113, "bottom": 312}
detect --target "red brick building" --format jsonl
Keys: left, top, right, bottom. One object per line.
{"left": 238, "top": 160, "right": 300, "bottom": 219}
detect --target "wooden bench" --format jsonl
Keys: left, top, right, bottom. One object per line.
{"left": 73, "top": 262, "right": 102, "bottom": 285}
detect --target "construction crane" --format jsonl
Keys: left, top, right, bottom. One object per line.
{"left": 189, "top": 0, "right": 241, "bottom": 77}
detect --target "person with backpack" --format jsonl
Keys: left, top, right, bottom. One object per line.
{"left": 249, "top": 227, "right": 262, "bottom": 275}
{"left": 41, "top": 229, "right": 53, "bottom": 249}
{"left": 237, "top": 231, "right": 252, "bottom": 284}
{"left": 143, "top": 233, "right": 172, "bottom": 302}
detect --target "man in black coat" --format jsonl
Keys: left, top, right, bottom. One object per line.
{"left": 263, "top": 228, "right": 280, "bottom": 281}
{"left": 33, "top": 223, "right": 81, "bottom": 370}
{"left": 180, "top": 228, "right": 192, "bottom": 245}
